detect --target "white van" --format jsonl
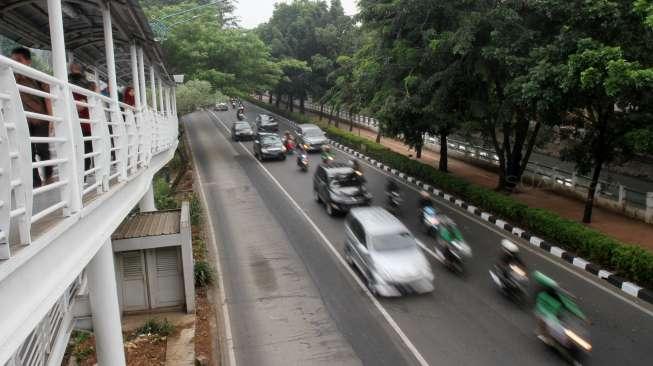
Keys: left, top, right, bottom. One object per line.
{"left": 344, "top": 207, "right": 434, "bottom": 297}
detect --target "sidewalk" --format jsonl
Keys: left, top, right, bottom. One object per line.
{"left": 297, "top": 107, "right": 653, "bottom": 251}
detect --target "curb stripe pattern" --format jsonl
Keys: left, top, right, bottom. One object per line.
{"left": 324, "top": 139, "right": 653, "bottom": 305}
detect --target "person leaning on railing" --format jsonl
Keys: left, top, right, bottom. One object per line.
{"left": 10, "top": 47, "right": 55, "bottom": 188}
{"left": 69, "top": 63, "right": 97, "bottom": 174}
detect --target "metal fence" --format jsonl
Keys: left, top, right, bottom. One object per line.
{"left": 283, "top": 97, "right": 652, "bottom": 215}
{"left": 0, "top": 55, "right": 178, "bottom": 260}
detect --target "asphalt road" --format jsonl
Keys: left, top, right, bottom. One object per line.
{"left": 189, "top": 103, "right": 653, "bottom": 366}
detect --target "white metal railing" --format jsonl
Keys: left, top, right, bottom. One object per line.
{"left": 4, "top": 274, "right": 83, "bottom": 366}
{"left": 0, "top": 54, "right": 178, "bottom": 260}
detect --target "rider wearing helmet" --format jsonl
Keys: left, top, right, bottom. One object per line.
{"left": 499, "top": 239, "right": 524, "bottom": 278}
{"left": 386, "top": 178, "right": 399, "bottom": 195}
{"left": 321, "top": 144, "right": 333, "bottom": 163}
{"left": 419, "top": 190, "right": 433, "bottom": 210}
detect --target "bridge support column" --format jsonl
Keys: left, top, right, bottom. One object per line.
{"left": 139, "top": 181, "right": 156, "bottom": 212}
{"left": 87, "top": 239, "right": 126, "bottom": 366}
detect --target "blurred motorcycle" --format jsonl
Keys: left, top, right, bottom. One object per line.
{"left": 297, "top": 151, "right": 309, "bottom": 171}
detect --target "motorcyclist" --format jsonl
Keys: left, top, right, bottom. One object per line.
{"left": 533, "top": 272, "right": 588, "bottom": 346}
{"left": 282, "top": 130, "right": 292, "bottom": 145}
{"left": 434, "top": 216, "right": 465, "bottom": 260}
{"left": 321, "top": 145, "right": 334, "bottom": 163}
{"left": 499, "top": 239, "right": 524, "bottom": 271}
{"left": 386, "top": 178, "right": 399, "bottom": 195}
{"left": 349, "top": 158, "right": 365, "bottom": 182}
{"left": 419, "top": 190, "right": 434, "bottom": 210}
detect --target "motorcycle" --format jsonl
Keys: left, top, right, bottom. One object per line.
{"left": 297, "top": 152, "right": 309, "bottom": 171}
{"left": 489, "top": 262, "right": 529, "bottom": 303}
{"left": 421, "top": 206, "right": 440, "bottom": 236}
{"left": 283, "top": 138, "right": 295, "bottom": 154}
{"left": 433, "top": 237, "right": 472, "bottom": 273}
{"left": 536, "top": 299, "right": 591, "bottom": 365}
{"left": 386, "top": 191, "right": 403, "bottom": 215}
{"left": 237, "top": 111, "right": 245, "bottom": 120}
{"left": 321, "top": 152, "right": 335, "bottom": 164}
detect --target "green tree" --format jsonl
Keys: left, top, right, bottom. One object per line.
{"left": 175, "top": 79, "right": 226, "bottom": 115}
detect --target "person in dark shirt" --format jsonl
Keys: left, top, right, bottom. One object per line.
{"left": 11, "top": 47, "right": 53, "bottom": 187}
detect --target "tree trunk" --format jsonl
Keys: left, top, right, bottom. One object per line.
{"left": 416, "top": 143, "right": 422, "bottom": 159}
{"left": 439, "top": 132, "right": 448, "bottom": 172}
{"left": 349, "top": 110, "right": 354, "bottom": 132}
{"left": 275, "top": 92, "right": 280, "bottom": 108}
{"left": 376, "top": 129, "right": 381, "bottom": 143}
{"left": 258, "top": 93, "right": 262, "bottom": 101}
{"left": 268, "top": 93, "right": 273, "bottom": 104}
{"left": 319, "top": 103, "right": 324, "bottom": 121}
{"left": 300, "top": 97, "right": 305, "bottom": 114}
{"left": 583, "top": 156, "right": 605, "bottom": 223}
{"left": 289, "top": 95, "right": 294, "bottom": 112}
{"left": 335, "top": 108, "right": 340, "bottom": 128}
{"left": 328, "top": 105, "right": 334, "bottom": 124}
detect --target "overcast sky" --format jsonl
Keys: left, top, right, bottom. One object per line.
{"left": 234, "top": 0, "right": 358, "bottom": 29}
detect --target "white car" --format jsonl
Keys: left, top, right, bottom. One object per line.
{"left": 344, "top": 207, "right": 434, "bottom": 297}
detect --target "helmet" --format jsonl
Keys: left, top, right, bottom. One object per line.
{"left": 323, "top": 145, "right": 331, "bottom": 152}
{"left": 420, "top": 190, "right": 430, "bottom": 200}
{"left": 501, "top": 239, "right": 519, "bottom": 253}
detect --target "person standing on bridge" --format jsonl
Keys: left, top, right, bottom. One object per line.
{"left": 69, "top": 63, "right": 96, "bottom": 173}
{"left": 11, "top": 47, "right": 54, "bottom": 187}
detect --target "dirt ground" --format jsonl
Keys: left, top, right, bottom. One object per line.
{"left": 62, "top": 332, "right": 167, "bottom": 366}
{"left": 302, "top": 107, "right": 653, "bottom": 250}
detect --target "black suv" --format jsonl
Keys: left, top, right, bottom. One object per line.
{"left": 313, "top": 162, "right": 372, "bottom": 216}
{"left": 255, "top": 114, "right": 279, "bottom": 132}
{"left": 253, "top": 132, "right": 286, "bottom": 161}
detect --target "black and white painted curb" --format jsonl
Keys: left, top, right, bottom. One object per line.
{"left": 327, "top": 140, "right": 653, "bottom": 306}
{"left": 246, "top": 100, "right": 653, "bottom": 305}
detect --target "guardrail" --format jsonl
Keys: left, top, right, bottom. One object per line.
{"left": 262, "top": 95, "right": 652, "bottom": 221}
{"left": 0, "top": 55, "right": 178, "bottom": 260}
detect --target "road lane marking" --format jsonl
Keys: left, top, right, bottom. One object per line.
{"left": 209, "top": 110, "right": 431, "bottom": 366}
{"left": 185, "top": 115, "right": 238, "bottom": 366}
{"left": 241, "top": 103, "right": 653, "bottom": 317}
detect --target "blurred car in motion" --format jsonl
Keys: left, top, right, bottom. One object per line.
{"left": 295, "top": 124, "right": 328, "bottom": 152}
{"left": 344, "top": 207, "right": 434, "bottom": 297}
{"left": 253, "top": 132, "right": 286, "bottom": 161}
{"left": 313, "top": 162, "right": 372, "bottom": 216}
{"left": 231, "top": 121, "right": 254, "bottom": 141}
{"left": 255, "top": 114, "right": 279, "bottom": 132}
{"left": 215, "top": 102, "right": 229, "bottom": 111}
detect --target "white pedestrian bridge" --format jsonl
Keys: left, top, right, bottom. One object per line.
{"left": 0, "top": 1, "right": 178, "bottom": 365}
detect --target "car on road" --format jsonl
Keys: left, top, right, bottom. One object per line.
{"left": 255, "top": 114, "right": 279, "bottom": 132}
{"left": 344, "top": 207, "right": 434, "bottom": 297}
{"left": 231, "top": 121, "right": 254, "bottom": 141}
{"left": 313, "top": 162, "right": 372, "bottom": 215}
{"left": 295, "top": 124, "right": 328, "bottom": 152}
{"left": 215, "top": 102, "right": 229, "bottom": 111}
{"left": 253, "top": 132, "right": 286, "bottom": 161}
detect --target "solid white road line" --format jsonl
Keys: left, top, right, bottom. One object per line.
{"left": 242, "top": 104, "right": 653, "bottom": 317}
{"left": 186, "top": 117, "right": 238, "bottom": 366}
{"left": 209, "top": 110, "right": 431, "bottom": 366}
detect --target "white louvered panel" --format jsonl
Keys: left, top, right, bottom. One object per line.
{"left": 122, "top": 251, "right": 145, "bottom": 279}
{"left": 155, "top": 247, "right": 179, "bottom": 276}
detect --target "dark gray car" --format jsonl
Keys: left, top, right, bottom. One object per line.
{"left": 255, "top": 114, "right": 279, "bottom": 132}
{"left": 231, "top": 121, "right": 254, "bottom": 141}
{"left": 313, "top": 162, "right": 372, "bottom": 216}
{"left": 296, "top": 124, "right": 327, "bottom": 152}
{"left": 253, "top": 132, "right": 286, "bottom": 161}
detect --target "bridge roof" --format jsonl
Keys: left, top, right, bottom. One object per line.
{"left": 0, "top": 0, "right": 171, "bottom": 83}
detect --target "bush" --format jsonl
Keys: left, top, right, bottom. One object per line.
{"left": 194, "top": 260, "right": 215, "bottom": 288}
{"left": 70, "top": 330, "right": 93, "bottom": 362}
{"left": 190, "top": 193, "right": 202, "bottom": 226}
{"left": 153, "top": 175, "right": 178, "bottom": 210}
{"left": 247, "top": 97, "right": 653, "bottom": 288}
{"left": 137, "top": 318, "right": 175, "bottom": 337}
